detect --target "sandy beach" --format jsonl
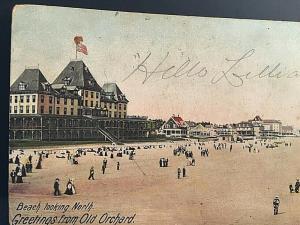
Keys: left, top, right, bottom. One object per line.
{"left": 9, "top": 138, "right": 300, "bottom": 225}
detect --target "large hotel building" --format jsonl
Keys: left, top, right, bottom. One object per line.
{"left": 9, "top": 60, "right": 154, "bottom": 143}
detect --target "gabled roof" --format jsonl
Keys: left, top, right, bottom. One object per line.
{"left": 102, "top": 83, "right": 128, "bottom": 103}
{"left": 172, "top": 116, "right": 186, "bottom": 127}
{"left": 190, "top": 123, "right": 206, "bottom": 131}
{"left": 253, "top": 115, "right": 263, "bottom": 121}
{"left": 10, "top": 68, "right": 55, "bottom": 94}
{"left": 52, "top": 60, "right": 102, "bottom": 92}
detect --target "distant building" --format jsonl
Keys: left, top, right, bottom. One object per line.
{"left": 189, "top": 123, "right": 217, "bottom": 139}
{"left": 282, "top": 125, "right": 294, "bottom": 136}
{"left": 260, "top": 119, "right": 282, "bottom": 138}
{"left": 160, "top": 115, "right": 188, "bottom": 138}
{"left": 215, "top": 124, "right": 237, "bottom": 142}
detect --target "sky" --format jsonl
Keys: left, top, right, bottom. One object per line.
{"left": 11, "top": 5, "right": 300, "bottom": 128}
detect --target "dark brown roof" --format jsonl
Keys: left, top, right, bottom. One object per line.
{"left": 10, "top": 68, "right": 55, "bottom": 94}
{"left": 102, "top": 83, "right": 128, "bottom": 103}
{"left": 52, "top": 60, "right": 102, "bottom": 92}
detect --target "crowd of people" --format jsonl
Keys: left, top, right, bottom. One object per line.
{"left": 9, "top": 137, "right": 298, "bottom": 216}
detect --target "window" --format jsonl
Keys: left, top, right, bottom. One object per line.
{"left": 85, "top": 100, "right": 88, "bottom": 106}
{"left": 32, "top": 95, "right": 36, "bottom": 103}
{"left": 49, "top": 96, "right": 53, "bottom": 104}
{"left": 114, "top": 104, "right": 117, "bottom": 110}
{"left": 64, "top": 108, "right": 67, "bottom": 115}
{"left": 71, "top": 108, "right": 74, "bottom": 115}
{"left": 109, "top": 103, "right": 111, "bottom": 109}
{"left": 124, "top": 112, "right": 126, "bottom": 118}
{"left": 56, "top": 107, "right": 60, "bottom": 115}
{"left": 71, "top": 99, "right": 74, "bottom": 105}
{"left": 14, "top": 96, "right": 18, "bottom": 103}
{"left": 57, "top": 98, "right": 60, "bottom": 104}
{"left": 114, "top": 112, "right": 117, "bottom": 118}
{"left": 41, "top": 95, "right": 44, "bottom": 103}
{"left": 119, "top": 104, "right": 122, "bottom": 110}
{"left": 18, "top": 82, "right": 26, "bottom": 90}
{"left": 26, "top": 95, "right": 30, "bottom": 103}
{"left": 96, "top": 92, "right": 99, "bottom": 99}
{"left": 10, "top": 96, "right": 12, "bottom": 103}
{"left": 40, "top": 106, "right": 44, "bottom": 114}
{"left": 85, "top": 91, "right": 88, "bottom": 98}
{"left": 119, "top": 112, "right": 122, "bottom": 118}
{"left": 20, "top": 96, "right": 24, "bottom": 103}
{"left": 108, "top": 111, "right": 111, "bottom": 117}
{"left": 64, "top": 98, "right": 67, "bottom": 105}
{"left": 91, "top": 92, "right": 94, "bottom": 98}
{"left": 91, "top": 101, "right": 93, "bottom": 107}
{"left": 63, "top": 77, "right": 72, "bottom": 85}
{"left": 14, "top": 106, "right": 17, "bottom": 113}
{"left": 96, "top": 102, "right": 99, "bottom": 107}
{"left": 124, "top": 104, "right": 127, "bottom": 110}
{"left": 49, "top": 106, "right": 53, "bottom": 114}
{"left": 20, "top": 106, "right": 24, "bottom": 113}
{"left": 26, "top": 106, "right": 29, "bottom": 113}
{"left": 32, "top": 105, "right": 35, "bottom": 113}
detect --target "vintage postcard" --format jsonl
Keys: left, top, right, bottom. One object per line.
{"left": 9, "top": 4, "right": 300, "bottom": 225}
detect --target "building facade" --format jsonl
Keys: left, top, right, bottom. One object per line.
{"left": 9, "top": 61, "right": 150, "bottom": 143}
{"left": 160, "top": 115, "right": 188, "bottom": 138}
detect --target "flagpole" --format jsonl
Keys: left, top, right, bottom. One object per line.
{"left": 75, "top": 44, "right": 77, "bottom": 59}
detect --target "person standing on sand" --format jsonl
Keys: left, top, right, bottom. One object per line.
{"left": 15, "top": 155, "right": 20, "bottom": 165}
{"left": 16, "top": 171, "right": 23, "bottom": 183}
{"left": 88, "top": 166, "right": 95, "bottom": 180}
{"left": 295, "top": 179, "right": 300, "bottom": 193}
{"left": 10, "top": 170, "right": 16, "bottom": 183}
{"left": 102, "top": 164, "right": 106, "bottom": 174}
{"left": 54, "top": 178, "right": 60, "bottom": 196}
{"left": 273, "top": 196, "right": 280, "bottom": 215}
{"left": 177, "top": 168, "right": 181, "bottom": 179}
{"left": 183, "top": 167, "right": 186, "bottom": 177}
{"left": 117, "top": 162, "right": 120, "bottom": 170}
{"left": 65, "top": 179, "right": 73, "bottom": 195}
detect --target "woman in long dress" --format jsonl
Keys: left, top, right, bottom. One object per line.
{"left": 64, "top": 179, "right": 73, "bottom": 195}
{"left": 16, "top": 171, "right": 23, "bottom": 183}
{"left": 70, "top": 178, "right": 76, "bottom": 194}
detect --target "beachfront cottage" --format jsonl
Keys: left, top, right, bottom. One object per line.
{"left": 189, "top": 123, "right": 217, "bottom": 139}
{"left": 160, "top": 115, "right": 188, "bottom": 138}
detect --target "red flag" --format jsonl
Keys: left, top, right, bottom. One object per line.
{"left": 74, "top": 36, "right": 88, "bottom": 55}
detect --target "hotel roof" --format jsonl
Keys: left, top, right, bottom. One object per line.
{"left": 52, "top": 60, "right": 102, "bottom": 92}
{"left": 102, "top": 83, "right": 128, "bottom": 103}
{"left": 10, "top": 68, "right": 55, "bottom": 94}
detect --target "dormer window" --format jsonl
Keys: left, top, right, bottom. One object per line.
{"left": 18, "top": 82, "right": 27, "bottom": 91}
{"left": 88, "top": 79, "right": 95, "bottom": 87}
{"left": 63, "top": 77, "right": 72, "bottom": 86}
